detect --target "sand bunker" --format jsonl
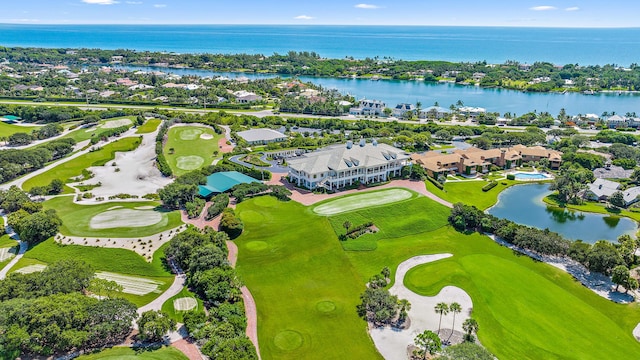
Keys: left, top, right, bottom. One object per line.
{"left": 370, "top": 254, "right": 473, "bottom": 360}
{"left": 173, "top": 297, "right": 198, "bottom": 311}
{"left": 634, "top": 323, "right": 640, "bottom": 342}
{"left": 102, "top": 118, "right": 132, "bottom": 129}
{"left": 200, "top": 133, "right": 214, "bottom": 140}
{"left": 15, "top": 264, "right": 47, "bottom": 274}
{"left": 179, "top": 128, "right": 204, "bottom": 140}
{"left": 313, "top": 188, "right": 413, "bottom": 215}
{"left": 89, "top": 209, "right": 164, "bottom": 229}
{"left": 176, "top": 155, "right": 205, "bottom": 171}
{"left": 96, "top": 271, "right": 163, "bottom": 296}
{"left": 0, "top": 247, "right": 17, "bottom": 262}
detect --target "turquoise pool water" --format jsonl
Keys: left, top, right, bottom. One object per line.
{"left": 514, "top": 172, "right": 549, "bottom": 180}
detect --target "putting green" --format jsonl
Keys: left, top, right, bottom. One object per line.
{"left": 315, "top": 301, "right": 337, "bottom": 314}
{"left": 173, "top": 297, "right": 198, "bottom": 311}
{"left": 274, "top": 330, "right": 304, "bottom": 351}
{"left": 89, "top": 209, "right": 164, "bottom": 229}
{"left": 179, "top": 128, "right": 204, "bottom": 140}
{"left": 313, "top": 188, "right": 414, "bottom": 215}
{"left": 176, "top": 155, "right": 205, "bottom": 171}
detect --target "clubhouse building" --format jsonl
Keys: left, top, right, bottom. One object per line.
{"left": 411, "top": 145, "right": 562, "bottom": 178}
{"left": 287, "top": 140, "right": 409, "bottom": 190}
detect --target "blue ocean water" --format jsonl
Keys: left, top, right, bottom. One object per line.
{"left": 1, "top": 24, "right": 639, "bottom": 66}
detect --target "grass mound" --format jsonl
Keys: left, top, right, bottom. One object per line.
{"left": 313, "top": 188, "right": 414, "bottom": 215}
{"left": 274, "top": 330, "right": 304, "bottom": 351}
{"left": 175, "top": 155, "right": 205, "bottom": 171}
{"left": 173, "top": 297, "right": 198, "bottom": 311}
{"left": 179, "top": 128, "right": 203, "bottom": 140}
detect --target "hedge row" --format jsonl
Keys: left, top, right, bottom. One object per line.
{"left": 482, "top": 181, "right": 498, "bottom": 192}
{"left": 155, "top": 120, "right": 173, "bottom": 177}
{"left": 346, "top": 221, "right": 374, "bottom": 236}
{"left": 205, "top": 193, "right": 230, "bottom": 221}
{"left": 427, "top": 176, "right": 444, "bottom": 190}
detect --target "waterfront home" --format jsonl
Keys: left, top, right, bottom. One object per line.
{"left": 582, "top": 179, "right": 640, "bottom": 206}
{"left": 237, "top": 128, "right": 287, "bottom": 145}
{"left": 412, "top": 145, "right": 562, "bottom": 178}
{"left": 419, "top": 106, "right": 450, "bottom": 120}
{"left": 349, "top": 99, "right": 386, "bottom": 116}
{"left": 392, "top": 103, "right": 416, "bottom": 117}
{"left": 458, "top": 106, "right": 487, "bottom": 121}
{"left": 287, "top": 140, "right": 409, "bottom": 190}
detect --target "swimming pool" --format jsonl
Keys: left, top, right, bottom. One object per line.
{"left": 513, "top": 172, "right": 550, "bottom": 180}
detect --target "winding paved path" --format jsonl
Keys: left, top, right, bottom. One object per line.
{"left": 0, "top": 215, "right": 27, "bottom": 280}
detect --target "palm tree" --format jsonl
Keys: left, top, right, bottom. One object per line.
{"left": 434, "top": 302, "right": 449, "bottom": 334}
{"left": 448, "top": 302, "right": 462, "bottom": 340}
{"left": 462, "top": 318, "right": 479, "bottom": 342}
{"left": 397, "top": 298, "right": 411, "bottom": 322}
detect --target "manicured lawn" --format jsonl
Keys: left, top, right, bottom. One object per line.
{"left": 0, "top": 121, "right": 37, "bottom": 137}
{"left": 78, "top": 346, "right": 188, "bottom": 360}
{"left": 61, "top": 117, "right": 134, "bottom": 143}
{"left": 136, "top": 119, "right": 161, "bottom": 134}
{"left": 236, "top": 192, "right": 640, "bottom": 360}
{"left": 23, "top": 136, "right": 141, "bottom": 191}
{"left": 22, "top": 238, "right": 171, "bottom": 277}
{"left": 313, "top": 188, "right": 416, "bottom": 216}
{"left": 164, "top": 125, "right": 223, "bottom": 176}
{"left": 425, "top": 178, "right": 523, "bottom": 210}
{"left": 0, "top": 234, "right": 17, "bottom": 248}
{"left": 43, "top": 196, "right": 182, "bottom": 238}
{"left": 235, "top": 196, "right": 382, "bottom": 360}
{"left": 161, "top": 287, "right": 204, "bottom": 322}
{"left": 544, "top": 193, "right": 640, "bottom": 223}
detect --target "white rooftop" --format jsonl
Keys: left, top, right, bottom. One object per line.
{"left": 237, "top": 128, "right": 286, "bottom": 143}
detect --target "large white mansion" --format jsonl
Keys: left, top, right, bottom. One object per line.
{"left": 287, "top": 141, "right": 410, "bottom": 190}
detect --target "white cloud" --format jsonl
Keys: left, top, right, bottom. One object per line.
{"left": 530, "top": 5, "right": 557, "bottom": 11}
{"left": 355, "top": 3, "right": 381, "bottom": 9}
{"left": 294, "top": 15, "right": 314, "bottom": 20}
{"left": 565, "top": 7, "right": 580, "bottom": 11}
{"left": 126, "top": 1, "right": 143, "bottom": 4}
{"left": 82, "top": 0, "right": 119, "bottom": 5}
{"left": 153, "top": 4, "right": 166, "bottom": 7}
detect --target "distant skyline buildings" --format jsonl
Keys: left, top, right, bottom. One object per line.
{"left": 0, "top": 1, "right": 638, "bottom": 28}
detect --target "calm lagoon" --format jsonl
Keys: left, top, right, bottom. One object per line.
{"left": 487, "top": 183, "right": 637, "bottom": 243}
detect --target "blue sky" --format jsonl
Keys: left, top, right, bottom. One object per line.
{"left": 0, "top": 1, "right": 637, "bottom": 27}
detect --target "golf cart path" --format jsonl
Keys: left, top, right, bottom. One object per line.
{"left": 227, "top": 240, "right": 261, "bottom": 359}
{"left": 137, "top": 274, "right": 186, "bottom": 315}
{"left": 0, "top": 214, "right": 27, "bottom": 280}
{"left": 370, "top": 254, "right": 474, "bottom": 360}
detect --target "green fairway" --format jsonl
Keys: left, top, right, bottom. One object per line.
{"left": 163, "top": 125, "right": 223, "bottom": 176}
{"left": 78, "top": 346, "right": 188, "bottom": 360}
{"left": 23, "top": 136, "right": 141, "bottom": 191}
{"left": 236, "top": 191, "right": 640, "bottom": 360}
{"left": 0, "top": 121, "right": 38, "bottom": 137}
{"left": 136, "top": 119, "right": 162, "bottom": 134}
{"left": 425, "top": 179, "right": 523, "bottom": 210}
{"left": 0, "top": 234, "right": 18, "bottom": 248}
{"left": 60, "top": 117, "right": 134, "bottom": 143}
{"left": 235, "top": 196, "right": 382, "bottom": 360}
{"left": 312, "top": 188, "right": 415, "bottom": 215}
{"left": 43, "top": 196, "right": 182, "bottom": 238}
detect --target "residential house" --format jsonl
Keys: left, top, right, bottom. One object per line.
{"left": 287, "top": 140, "right": 409, "bottom": 190}
{"left": 349, "top": 99, "right": 386, "bottom": 116}
{"left": 392, "top": 103, "right": 416, "bottom": 117}
{"left": 458, "top": 106, "right": 487, "bottom": 121}
{"left": 233, "top": 90, "right": 263, "bottom": 103}
{"left": 419, "top": 106, "right": 451, "bottom": 120}
{"left": 582, "top": 179, "right": 640, "bottom": 206}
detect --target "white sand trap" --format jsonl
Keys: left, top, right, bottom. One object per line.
{"left": 634, "top": 323, "right": 640, "bottom": 342}
{"left": 176, "top": 155, "right": 205, "bottom": 171}
{"left": 313, "top": 188, "right": 413, "bottom": 215}
{"left": 76, "top": 127, "right": 173, "bottom": 200}
{"left": 96, "top": 271, "right": 163, "bottom": 296}
{"left": 102, "top": 118, "right": 132, "bottom": 129}
{"left": 0, "top": 247, "right": 17, "bottom": 262}
{"left": 370, "top": 254, "right": 474, "bottom": 360}
{"left": 15, "top": 264, "right": 47, "bottom": 274}
{"left": 135, "top": 206, "right": 156, "bottom": 210}
{"left": 90, "top": 209, "right": 164, "bottom": 229}
{"left": 179, "top": 128, "right": 204, "bottom": 140}
{"left": 107, "top": 206, "right": 123, "bottom": 210}
{"left": 200, "top": 133, "right": 214, "bottom": 140}
{"left": 174, "top": 297, "right": 198, "bottom": 311}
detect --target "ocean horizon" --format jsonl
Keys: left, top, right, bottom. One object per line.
{"left": 1, "top": 24, "right": 639, "bottom": 66}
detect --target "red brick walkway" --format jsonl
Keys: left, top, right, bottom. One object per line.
{"left": 172, "top": 339, "right": 203, "bottom": 360}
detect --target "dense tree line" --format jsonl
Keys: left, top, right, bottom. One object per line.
{"left": 0, "top": 138, "right": 75, "bottom": 184}
{"left": 0, "top": 260, "right": 137, "bottom": 358}
{"left": 357, "top": 268, "right": 410, "bottom": 326}
{"left": 1, "top": 186, "right": 62, "bottom": 245}
{"left": 448, "top": 203, "right": 638, "bottom": 277}
{"left": 165, "top": 228, "right": 257, "bottom": 359}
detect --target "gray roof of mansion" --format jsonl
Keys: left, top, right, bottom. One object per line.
{"left": 587, "top": 178, "right": 621, "bottom": 198}
{"left": 288, "top": 142, "right": 409, "bottom": 174}
{"left": 237, "top": 129, "right": 286, "bottom": 143}
{"left": 593, "top": 165, "right": 633, "bottom": 179}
